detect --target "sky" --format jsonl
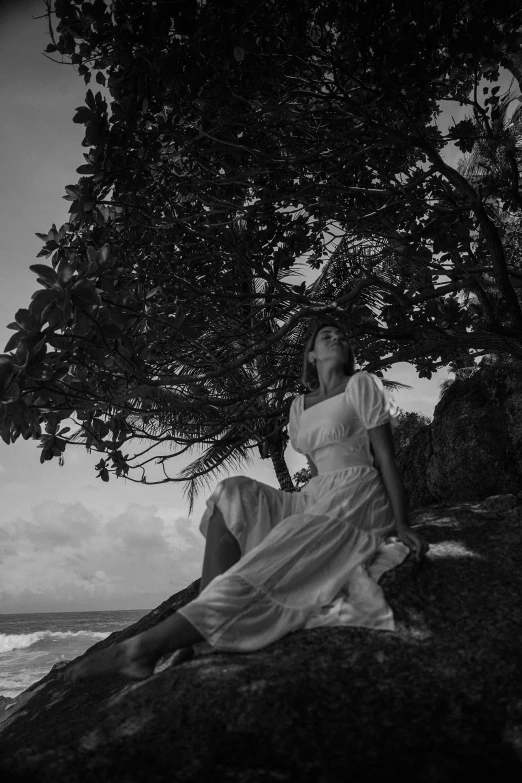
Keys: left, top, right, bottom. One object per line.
{"left": 0, "top": 1, "right": 518, "bottom": 613}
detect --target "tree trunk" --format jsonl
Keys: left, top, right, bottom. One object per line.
{"left": 268, "top": 439, "right": 295, "bottom": 492}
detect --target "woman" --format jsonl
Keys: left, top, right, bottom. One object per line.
{"left": 63, "top": 320, "right": 428, "bottom": 682}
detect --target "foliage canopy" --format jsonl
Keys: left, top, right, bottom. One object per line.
{"left": 1, "top": 0, "right": 522, "bottom": 506}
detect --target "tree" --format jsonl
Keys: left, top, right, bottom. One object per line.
{"left": 453, "top": 82, "right": 522, "bottom": 365}
{"left": 1, "top": 0, "right": 522, "bottom": 508}
{"left": 392, "top": 410, "right": 433, "bottom": 463}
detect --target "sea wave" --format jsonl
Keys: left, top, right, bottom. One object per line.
{"left": 0, "top": 630, "right": 110, "bottom": 654}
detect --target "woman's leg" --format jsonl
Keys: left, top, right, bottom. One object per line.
{"left": 199, "top": 506, "right": 242, "bottom": 593}
{"left": 62, "top": 611, "right": 206, "bottom": 682}
{"left": 63, "top": 508, "right": 242, "bottom": 682}
{"left": 172, "top": 507, "right": 241, "bottom": 665}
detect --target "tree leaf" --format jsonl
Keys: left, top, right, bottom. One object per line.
{"left": 29, "top": 289, "right": 60, "bottom": 321}
{"left": 85, "top": 89, "right": 96, "bottom": 110}
{"left": 72, "top": 282, "right": 101, "bottom": 307}
{"left": 68, "top": 200, "right": 83, "bottom": 215}
{"left": 2, "top": 382, "right": 20, "bottom": 403}
{"left": 48, "top": 307, "right": 63, "bottom": 329}
{"left": 58, "top": 264, "right": 75, "bottom": 286}
{"left": 97, "top": 244, "right": 110, "bottom": 264}
{"left": 26, "top": 332, "right": 47, "bottom": 361}
{"left": 15, "top": 309, "right": 37, "bottom": 331}
{"left": 73, "top": 107, "right": 93, "bottom": 124}
{"left": 25, "top": 363, "right": 47, "bottom": 380}
{"left": 29, "top": 264, "right": 58, "bottom": 284}
{"left": 1, "top": 419, "right": 11, "bottom": 445}
{"left": 4, "top": 332, "right": 23, "bottom": 352}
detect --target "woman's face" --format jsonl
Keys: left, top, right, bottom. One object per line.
{"left": 309, "top": 326, "right": 350, "bottom": 367}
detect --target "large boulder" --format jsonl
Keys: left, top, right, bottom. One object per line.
{"left": 398, "top": 364, "right": 522, "bottom": 507}
{"left": 1, "top": 493, "right": 522, "bottom": 782}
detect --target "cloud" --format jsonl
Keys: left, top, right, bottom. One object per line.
{"left": 0, "top": 501, "right": 204, "bottom": 612}
{"left": 105, "top": 506, "right": 170, "bottom": 552}
{"left": 2, "top": 501, "right": 100, "bottom": 551}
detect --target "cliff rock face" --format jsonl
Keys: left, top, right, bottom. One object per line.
{"left": 1, "top": 493, "right": 522, "bottom": 782}
{"left": 398, "top": 364, "right": 522, "bottom": 507}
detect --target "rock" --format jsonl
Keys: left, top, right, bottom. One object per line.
{"left": 1, "top": 494, "right": 522, "bottom": 781}
{"left": 398, "top": 363, "right": 522, "bottom": 506}
{"left": 0, "top": 695, "right": 14, "bottom": 712}
{"left": 50, "top": 660, "right": 71, "bottom": 672}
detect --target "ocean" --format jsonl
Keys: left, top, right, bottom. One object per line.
{"left": 0, "top": 610, "right": 148, "bottom": 700}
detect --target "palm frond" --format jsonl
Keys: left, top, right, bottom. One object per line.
{"left": 380, "top": 379, "right": 413, "bottom": 393}
{"left": 457, "top": 84, "right": 522, "bottom": 185}
{"left": 178, "top": 437, "right": 255, "bottom": 514}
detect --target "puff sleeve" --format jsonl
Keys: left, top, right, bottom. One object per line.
{"left": 347, "top": 371, "right": 400, "bottom": 431}
{"left": 287, "top": 396, "right": 306, "bottom": 453}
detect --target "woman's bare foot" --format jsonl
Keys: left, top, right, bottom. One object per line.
{"left": 60, "top": 636, "right": 156, "bottom": 683}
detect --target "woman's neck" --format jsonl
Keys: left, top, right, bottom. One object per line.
{"left": 314, "top": 370, "right": 351, "bottom": 398}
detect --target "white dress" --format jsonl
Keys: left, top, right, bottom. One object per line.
{"left": 177, "top": 371, "right": 410, "bottom": 654}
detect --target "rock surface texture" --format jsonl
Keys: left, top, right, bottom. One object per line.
{"left": 1, "top": 493, "right": 522, "bottom": 782}
{"left": 398, "top": 364, "right": 522, "bottom": 508}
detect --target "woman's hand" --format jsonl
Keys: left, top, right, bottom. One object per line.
{"left": 395, "top": 524, "right": 429, "bottom": 562}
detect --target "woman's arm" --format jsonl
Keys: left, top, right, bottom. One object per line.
{"left": 368, "top": 422, "right": 429, "bottom": 560}
{"left": 306, "top": 455, "right": 318, "bottom": 478}
{"left": 368, "top": 423, "right": 409, "bottom": 528}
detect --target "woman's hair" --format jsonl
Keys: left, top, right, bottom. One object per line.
{"left": 301, "top": 319, "right": 356, "bottom": 391}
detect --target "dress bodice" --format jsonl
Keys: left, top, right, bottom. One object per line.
{"left": 288, "top": 371, "right": 399, "bottom": 474}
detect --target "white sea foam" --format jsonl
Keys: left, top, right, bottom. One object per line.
{"left": 0, "top": 630, "right": 110, "bottom": 654}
